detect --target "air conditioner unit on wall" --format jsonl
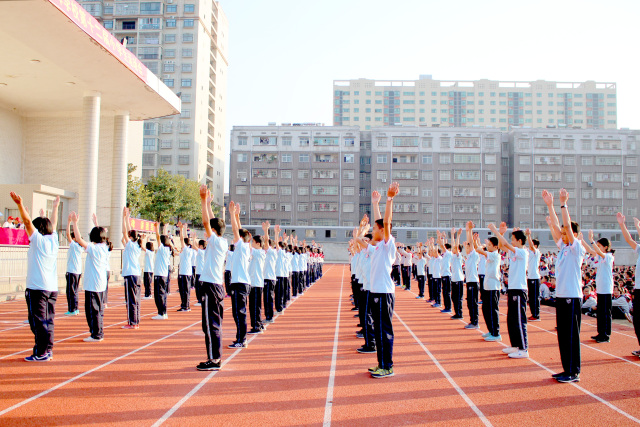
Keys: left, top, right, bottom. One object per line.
{"left": 381, "top": 179, "right": 387, "bottom": 183}
{"left": 587, "top": 182, "right": 593, "bottom": 187}
{"left": 624, "top": 182, "right": 630, "bottom": 187}
{"left": 240, "top": 178, "right": 247, "bottom": 182}
{"left": 241, "top": 211, "right": 246, "bottom": 215}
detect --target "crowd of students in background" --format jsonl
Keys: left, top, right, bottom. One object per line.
{"left": 9, "top": 186, "right": 324, "bottom": 370}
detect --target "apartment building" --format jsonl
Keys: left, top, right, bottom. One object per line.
{"left": 229, "top": 126, "right": 362, "bottom": 235}
{"left": 79, "top": 0, "right": 229, "bottom": 206}
{"left": 509, "top": 128, "right": 640, "bottom": 230}
{"left": 334, "top": 76, "right": 617, "bottom": 132}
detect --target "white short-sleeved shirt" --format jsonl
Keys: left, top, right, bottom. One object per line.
{"left": 350, "top": 254, "right": 357, "bottom": 274}
{"left": 555, "top": 239, "right": 585, "bottom": 298}
{"left": 144, "top": 250, "right": 155, "bottom": 273}
{"left": 264, "top": 247, "right": 277, "bottom": 281}
{"left": 484, "top": 251, "right": 502, "bottom": 291}
{"left": 478, "top": 256, "right": 486, "bottom": 275}
{"left": 440, "top": 251, "right": 452, "bottom": 277}
{"left": 66, "top": 241, "right": 83, "bottom": 275}
{"left": 179, "top": 247, "right": 194, "bottom": 276}
{"left": 83, "top": 243, "right": 109, "bottom": 292}
{"left": 361, "top": 247, "right": 373, "bottom": 291}
{"left": 284, "top": 251, "right": 293, "bottom": 275}
{"left": 230, "top": 240, "right": 251, "bottom": 284}
{"left": 200, "top": 233, "right": 228, "bottom": 285}
{"left": 527, "top": 248, "right": 541, "bottom": 280}
{"left": 431, "top": 256, "right": 442, "bottom": 279}
{"left": 196, "top": 249, "right": 206, "bottom": 275}
{"left": 465, "top": 251, "right": 479, "bottom": 283}
{"left": 276, "top": 248, "right": 286, "bottom": 277}
{"left": 26, "top": 230, "right": 59, "bottom": 292}
{"left": 190, "top": 247, "right": 197, "bottom": 269}
{"left": 369, "top": 237, "right": 397, "bottom": 294}
{"left": 122, "top": 240, "right": 142, "bottom": 277}
{"left": 225, "top": 250, "right": 233, "bottom": 271}
{"left": 416, "top": 258, "right": 427, "bottom": 276}
{"left": 154, "top": 244, "right": 171, "bottom": 277}
{"left": 508, "top": 248, "right": 528, "bottom": 290}
{"left": 292, "top": 253, "right": 301, "bottom": 272}
{"left": 595, "top": 253, "right": 614, "bottom": 294}
{"left": 451, "top": 253, "right": 465, "bottom": 283}
{"left": 249, "top": 248, "right": 266, "bottom": 287}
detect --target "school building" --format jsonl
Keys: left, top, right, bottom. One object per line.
{"left": 0, "top": 0, "right": 180, "bottom": 246}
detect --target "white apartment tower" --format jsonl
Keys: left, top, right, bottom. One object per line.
{"left": 79, "top": 0, "right": 228, "bottom": 206}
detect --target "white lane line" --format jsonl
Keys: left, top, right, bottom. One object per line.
{"left": 323, "top": 265, "right": 345, "bottom": 427}
{"left": 404, "top": 286, "right": 640, "bottom": 424}
{"left": 153, "top": 266, "right": 335, "bottom": 427}
{"left": 0, "top": 303, "right": 184, "bottom": 360}
{"left": 0, "top": 320, "right": 203, "bottom": 417}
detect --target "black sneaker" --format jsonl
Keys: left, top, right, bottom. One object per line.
{"left": 591, "top": 335, "right": 600, "bottom": 340}
{"left": 357, "top": 346, "right": 376, "bottom": 354}
{"left": 551, "top": 372, "right": 566, "bottom": 378}
{"left": 356, "top": 332, "right": 364, "bottom": 339}
{"left": 196, "top": 360, "right": 221, "bottom": 371}
{"left": 228, "top": 341, "right": 247, "bottom": 348}
{"left": 177, "top": 308, "right": 188, "bottom": 312}
{"left": 450, "top": 315, "right": 463, "bottom": 319}
{"left": 595, "top": 336, "right": 610, "bottom": 343}
{"left": 556, "top": 373, "right": 580, "bottom": 383}
{"left": 350, "top": 307, "right": 358, "bottom": 311}
{"left": 248, "top": 328, "right": 263, "bottom": 335}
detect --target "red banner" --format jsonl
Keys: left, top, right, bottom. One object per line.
{"left": 129, "top": 218, "right": 156, "bottom": 233}
{"left": 0, "top": 228, "right": 30, "bottom": 246}
{"left": 47, "top": 0, "right": 148, "bottom": 83}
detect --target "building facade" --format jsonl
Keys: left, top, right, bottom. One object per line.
{"left": 79, "top": 0, "right": 229, "bottom": 206}
{"left": 229, "top": 126, "right": 362, "bottom": 235}
{"left": 334, "top": 77, "right": 617, "bottom": 132}
{"left": 509, "top": 128, "right": 640, "bottom": 230}
{"left": 230, "top": 125, "right": 640, "bottom": 235}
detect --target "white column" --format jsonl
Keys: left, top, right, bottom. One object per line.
{"left": 78, "top": 92, "right": 101, "bottom": 236}
{"left": 109, "top": 112, "right": 129, "bottom": 248}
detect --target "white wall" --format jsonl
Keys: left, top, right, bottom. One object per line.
{"left": 0, "top": 106, "right": 24, "bottom": 184}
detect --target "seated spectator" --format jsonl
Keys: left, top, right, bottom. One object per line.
{"left": 3, "top": 216, "right": 15, "bottom": 228}
{"left": 612, "top": 286, "right": 633, "bottom": 323}
{"left": 582, "top": 285, "right": 597, "bottom": 315}
{"left": 540, "top": 276, "right": 555, "bottom": 306}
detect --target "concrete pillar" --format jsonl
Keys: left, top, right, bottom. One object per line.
{"left": 109, "top": 112, "right": 129, "bottom": 248}
{"left": 78, "top": 92, "right": 101, "bottom": 236}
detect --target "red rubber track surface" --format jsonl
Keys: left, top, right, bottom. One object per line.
{"left": 1, "top": 266, "right": 639, "bottom": 426}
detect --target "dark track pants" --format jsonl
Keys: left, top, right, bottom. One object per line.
{"left": 506, "top": 289, "right": 528, "bottom": 350}
{"left": 417, "top": 275, "right": 425, "bottom": 297}
{"left": 275, "top": 277, "right": 285, "bottom": 312}
{"left": 143, "top": 272, "right": 153, "bottom": 297}
{"left": 482, "top": 289, "right": 500, "bottom": 337}
{"left": 201, "top": 282, "right": 224, "bottom": 361}
{"left": 432, "top": 278, "right": 442, "bottom": 305}
{"left": 25, "top": 289, "right": 57, "bottom": 356}
{"left": 442, "top": 276, "right": 451, "bottom": 310}
{"left": 230, "top": 283, "right": 250, "bottom": 344}
{"left": 401, "top": 266, "right": 410, "bottom": 289}
{"left": 370, "top": 292, "right": 394, "bottom": 370}
{"left": 124, "top": 275, "right": 141, "bottom": 325}
{"left": 596, "top": 293, "right": 612, "bottom": 339}
{"left": 466, "top": 282, "right": 479, "bottom": 326}
{"left": 556, "top": 297, "right": 582, "bottom": 375}
{"left": 451, "top": 281, "right": 464, "bottom": 317}
{"left": 178, "top": 275, "right": 192, "bottom": 310}
{"left": 249, "top": 286, "right": 263, "bottom": 330}
{"left": 154, "top": 276, "right": 168, "bottom": 315}
{"left": 65, "top": 273, "right": 81, "bottom": 312}
{"left": 527, "top": 279, "right": 541, "bottom": 318}
{"left": 264, "top": 279, "right": 275, "bottom": 320}
{"left": 84, "top": 290, "right": 104, "bottom": 339}
{"left": 360, "top": 289, "right": 375, "bottom": 348}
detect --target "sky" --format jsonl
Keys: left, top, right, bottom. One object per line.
{"left": 220, "top": 0, "right": 640, "bottom": 192}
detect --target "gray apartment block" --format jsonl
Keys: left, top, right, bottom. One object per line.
{"left": 509, "top": 128, "right": 640, "bottom": 230}
{"left": 229, "top": 126, "right": 362, "bottom": 236}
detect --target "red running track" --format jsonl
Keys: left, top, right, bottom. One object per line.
{"left": 0, "top": 265, "right": 639, "bottom": 426}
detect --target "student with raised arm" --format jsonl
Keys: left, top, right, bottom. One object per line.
{"left": 70, "top": 211, "right": 109, "bottom": 342}
{"left": 196, "top": 185, "right": 228, "bottom": 371}
{"left": 263, "top": 223, "right": 277, "bottom": 324}
{"left": 176, "top": 222, "right": 194, "bottom": 312}
{"left": 464, "top": 221, "right": 480, "bottom": 329}
{"left": 475, "top": 233, "right": 502, "bottom": 342}
{"left": 353, "top": 215, "right": 376, "bottom": 354}
{"left": 152, "top": 221, "right": 173, "bottom": 320}
{"left": 429, "top": 238, "right": 443, "bottom": 308}
{"left": 11, "top": 193, "right": 59, "bottom": 361}
{"left": 227, "top": 200, "right": 252, "bottom": 349}
{"left": 415, "top": 243, "right": 427, "bottom": 299}
{"left": 247, "top": 222, "right": 268, "bottom": 335}
{"left": 274, "top": 225, "right": 286, "bottom": 315}
{"left": 121, "top": 207, "right": 144, "bottom": 329}
{"left": 616, "top": 213, "right": 640, "bottom": 355}
{"left": 525, "top": 229, "right": 542, "bottom": 321}
{"left": 367, "top": 182, "right": 400, "bottom": 379}
{"left": 194, "top": 238, "right": 206, "bottom": 306}
{"left": 543, "top": 188, "right": 584, "bottom": 383}
{"left": 65, "top": 197, "right": 82, "bottom": 316}
{"left": 488, "top": 222, "right": 529, "bottom": 359}
{"left": 437, "top": 230, "right": 453, "bottom": 314}
{"left": 450, "top": 228, "right": 465, "bottom": 320}
{"left": 579, "top": 230, "right": 614, "bottom": 343}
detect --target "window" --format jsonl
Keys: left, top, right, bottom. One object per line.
{"left": 581, "top": 157, "right": 593, "bottom": 166}
{"left": 298, "top": 187, "right": 309, "bottom": 196}
{"left": 344, "top": 154, "right": 354, "bottom": 163}
{"left": 281, "top": 154, "right": 292, "bottom": 163}
{"left": 439, "top": 205, "right": 451, "bottom": 214}
{"left": 439, "top": 187, "right": 450, "bottom": 197}
{"left": 439, "top": 154, "right": 451, "bottom": 164}
{"left": 519, "top": 155, "right": 531, "bottom": 165}
{"left": 236, "top": 186, "right": 247, "bottom": 195}
{"left": 298, "top": 170, "right": 309, "bottom": 179}
{"left": 422, "top": 171, "right": 433, "bottom": 181}
{"left": 484, "top": 205, "right": 497, "bottom": 215}
{"left": 485, "top": 187, "right": 496, "bottom": 198}
{"left": 484, "top": 171, "right": 496, "bottom": 181}
{"left": 520, "top": 206, "right": 531, "bottom": 215}
{"left": 164, "top": 49, "right": 175, "bottom": 58}
{"left": 139, "top": 17, "right": 160, "bottom": 29}
{"left": 299, "top": 137, "right": 310, "bottom": 147}
{"left": 595, "top": 156, "right": 622, "bottom": 166}
{"left": 237, "top": 137, "right": 248, "bottom": 146}
{"left": 484, "top": 154, "right": 497, "bottom": 164}
{"left": 251, "top": 186, "right": 277, "bottom": 195}
{"left": 564, "top": 156, "right": 575, "bottom": 166}
{"left": 377, "top": 154, "right": 387, "bottom": 163}
{"left": 312, "top": 186, "right": 339, "bottom": 196}
{"left": 178, "top": 140, "right": 190, "bottom": 149}
{"left": 160, "top": 140, "right": 172, "bottom": 149}
{"left": 299, "top": 154, "right": 309, "bottom": 162}
{"left": 184, "top": 3, "right": 195, "bottom": 12}
{"left": 182, "top": 48, "right": 193, "bottom": 58}
{"left": 143, "top": 138, "right": 157, "bottom": 151}
{"left": 297, "top": 203, "right": 308, "bottom": 212}
{"left": 253, "top": 169, "right": 277, "bottom": 179}
{"left": 237, "top": 153, "right": 248, "bottom": 162}
{"left": 182, "top": 33, "right": 194, "bottom": 42}
{"left": 163, "top": 63, "right": 175, "bottom": 72}
{"left": 142, "top": 153, "right": 156, "bottom": 166}
{"left": 453, "top": 154, "right": 480, "bottom": 164}
{"left": 140, "top": 2, "right": 161, "bottom": 14}
{"left": 181, "top": 79, "right": 192, "bottom": 87}
{"left": 439, "top": 170, "right": 451, "bottom": 181}
{"left": 314, "top": 137, "right": 339, "bottom": 146}
{"left": 184, "top": 19, "right": 195, "bottom": 27}
{"left": 281, "top": 136, "right": 291, "bottom": 146}
{"left": 422, "top": 155, "right": 433, "bottom": 164}
{"left": 281, "top": 170, "right": 292, "bottom": 179}
{"left": 343, "top": 203, "right": 355, "bottom": 213}
{"left": 535, "top": 172, "right": 561, "bottom": 182}
{"left": 280, "top": 186, "right": 291, "bottom": 195}
{"left": 178, "top": 155, "right": 189, "bottom": 165}
{"left": 159, "top": 155, "right": 172, "bottom": 165}
{"left": 166, "top": 4, "right": 177, "bottom": 13}
{"left": 392, "top": 170, "right": 418, "bottom": 180}
{"left": 122, "top": 20, "right": 136, "bottom": 30}
{"left": 627, "top": 157, "right": 638, "bottom": 167}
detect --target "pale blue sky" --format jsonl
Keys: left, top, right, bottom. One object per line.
{"left": 221, "top": 0, "right": 640, "bottom": 190}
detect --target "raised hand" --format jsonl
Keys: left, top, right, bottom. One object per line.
{"left": 542, "top": 189, "right": 554, "bottom": 206}
{"left": 39, "top": 208, "right": 45, "bottom": 218}
{"left": 262, "top": 221, "right": 270, "bottom": 232}
{"left": 70, "top": 211, "right": 79, "bottom": 223}
{"left": 499, "top": 222, "right": 507, "bottom": 235}
{"left": 616, "top": 212, "right": 625, "bottom": 225}
{"left": 92, "top": 213, "right": 98, "bottom": 226}
{"left": 545, "top": 216, "right": 553, "bottom": 226}
{"left": 559, "top": 188, "right": 569, "bottom": 204}
{"left": 588, "top": 230, "right": 594, "bottom": 242}
{"left": 634, "top": 217, "right": 640, "bottom": 229}
{"left": 387, "top": 182, "right": 400, "bottom": 198}
{"left": 525, "top": 228, "right": 531, "bottom": 236}
{"left": 372, "top": 190, "right": 381, "bottom": 204}
{"left": 199, "top": 184, "right": 208, "bottom": 200}
{"left": 9, "top": 192, "right": 22, "bottom": 205}
{"left": 206, "top": 190, "right": 213, "bottom": 206}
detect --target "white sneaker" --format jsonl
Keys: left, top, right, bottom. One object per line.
{"left": 194, "top": 302, "right": 201, "bottom": 306}
{"left": 152, "top": 315, "right": 165, "bottom": 320}
{"left": 162, "top": 314, "right": 169, "bottom": 319}
{"left": 83, "top": 336, "right": 103, "bottom": 342}
{"left": 481, "top": 332, "right": 491, "bottom": 338}
{"left": 509, "top": 350, "right": 529, "bottom": 359}
{"left": 502, "top": 347, "right": 518, "bottom": 354}
{"left": 143, "top": 296, "right": 152, "bottom": 300}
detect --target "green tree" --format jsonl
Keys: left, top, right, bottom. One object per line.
{"left": 126, "top": 163, "right": 150, "bottom": 217}
{"left": 141, "top": 169, "right": 181, "bottom": 222}
{"left": 174, "top": 175, "right": 202, "bottom": 223}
